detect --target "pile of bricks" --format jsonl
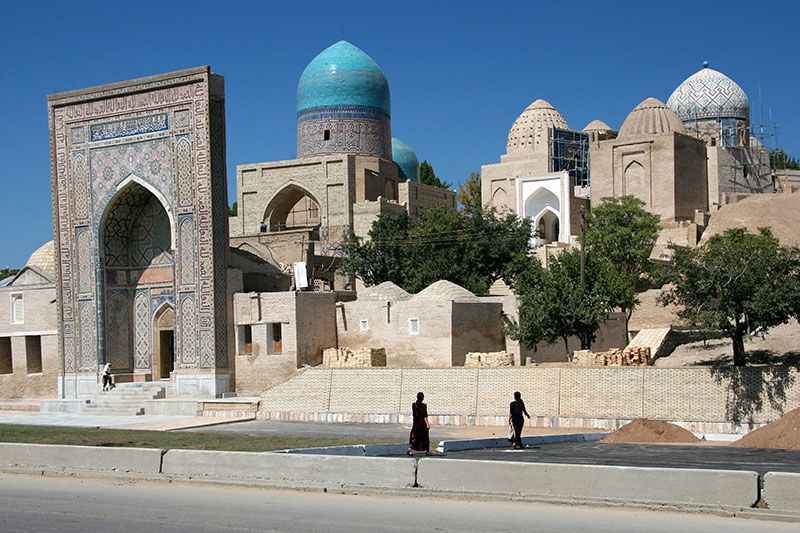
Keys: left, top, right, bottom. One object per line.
{"left": 464, "top": 351, "right": 515, "bottom": 368}
{"left": 322, "top": 347, "right": 387, "bottom": 368}
{"left": 573, "top": 347, "right": 651, "bottom": 367}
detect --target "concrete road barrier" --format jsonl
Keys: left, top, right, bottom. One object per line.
{"left": 162, "top": 449, "right": 416, "bottom": 489}
{"left": 437, "top": 433, "right": 607, "bottom": 453}
{"left": 417, "top": 459, "right": 758, "bottom": 509}
{"left": 763, "top": 472, "right": 800, "bottom": 512}
{"left": 281, "top": 444, "right": 409, "bottom": 456}
{"left": 0, "top": 443, "right": 163, "bottom": 474}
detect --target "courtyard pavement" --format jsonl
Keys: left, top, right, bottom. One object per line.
{"left": 0, "top": 412, "right": 236, "bottom": 431}
{"left": 435, "top": 441, "right": 800, "bottom": 475}
{"left": 180, "top": 418, "right": 603, "bottom": 441}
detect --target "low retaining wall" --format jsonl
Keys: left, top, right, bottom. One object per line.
{"left": 763, "top": 472, "right": 800, "bottom": 512}
{"left": 3, "top": 443, "right": 799, "bottom": 514}
{"left": 416, "top": 459, "right": 759, "bottom": 509}
{"left": 161, "top": 449, "right": 416, "bottom": 490}
{"left": 259, "top": 367, "right": 800, "bottom": 433}
{"left": 0, "top": 443, "right": 162, "bottom": 474}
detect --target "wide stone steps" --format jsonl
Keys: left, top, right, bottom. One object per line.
{"left": 82, "top": 383, "right": 168, "bottom": 416}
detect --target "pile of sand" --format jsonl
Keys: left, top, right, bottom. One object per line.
{"left": 601, "top": 419, "right": 700, "bottom": 444}
{"left": 734, "top": 407, "right": 800, "bottom": 450}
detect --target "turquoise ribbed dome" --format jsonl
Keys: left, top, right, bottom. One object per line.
{"left": 297, "top": 41, "right": 390, "bottom": 115}
{"left": 392, "top": 137, "right": 419, "bottom": 181}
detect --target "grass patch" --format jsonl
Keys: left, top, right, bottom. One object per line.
{"left": 0, "top": 424, "right": 395, "bottom": 452}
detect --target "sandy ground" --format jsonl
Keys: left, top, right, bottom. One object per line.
{"left": 655, "top": 320, "right": 800, "bottom": 367}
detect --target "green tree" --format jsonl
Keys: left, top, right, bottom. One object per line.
{"left": 770, "top": 148, "right": 800, "bottom": 170}
{"left": 583, "top": 196, "right": 661, "bottom": 341}
{"left": 457, "top": 171, "right": 482, "bottom": 212}
{"left": 0, "top": 268, "right": 19, "bottom": 280}
{"left": 342, "top": 207, "right": 531, "bottom": 295}
{"left": 229, "top": 201, "right": 238, "bottom": 216}
{"left": 659, "top": 228, "right": 800, "bottom": 366}
{"left": 418, "top": 160, "right": 451, "bottom": 189}
{"left": 505, "top": 249, "right": 622, "bottom": 354}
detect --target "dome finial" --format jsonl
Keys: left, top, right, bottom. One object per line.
{"left": 702, "top": 60, "right": 709, "bottom": 68}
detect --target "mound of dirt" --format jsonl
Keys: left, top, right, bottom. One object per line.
{"left": 601, "top": 419, "right": 700, "bottom": 444}
{"left": 734, "top": 407, "right": 800, "bottom": 450}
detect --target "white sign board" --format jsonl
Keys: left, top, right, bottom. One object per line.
{"left": 293, "top": 262, "right": 309, "bottom": 290}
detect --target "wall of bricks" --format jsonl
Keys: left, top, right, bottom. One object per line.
{"left": 260, "top": 366, "right": 800, "bottom": 428}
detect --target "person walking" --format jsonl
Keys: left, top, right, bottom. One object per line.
{"left": 101, "top": 362, "right": 114, "bottom": 392}
{"left": 408, "top": 392, "right": 430, "bottom": 454}
{"left": 509, "top": 391, "right": 530, "bottom": 449}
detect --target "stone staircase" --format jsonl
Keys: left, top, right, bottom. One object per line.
{"left": 82, "top": 382, "right": 172, "bottom": 416}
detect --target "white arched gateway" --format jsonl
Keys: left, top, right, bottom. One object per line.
{"left": 516, "top": 171, "right": 572, "bottom": 247}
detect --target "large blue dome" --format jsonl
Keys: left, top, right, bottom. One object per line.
{"left": 392, "top": 137, "right": 419, "bottom": 181}
{"left": 297, "top": 41, "right": 390, "bottom": 116}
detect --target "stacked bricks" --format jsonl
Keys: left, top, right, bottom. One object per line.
{"left": 573, "top": 347, "right": 651, "bottom": 367}
{"left": 464, "top": 351, "right": 515, "bottom": 368}
{"left": 323, "top": 347, "right": 387, "bottom": 368}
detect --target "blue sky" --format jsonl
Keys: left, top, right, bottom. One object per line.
{"left": 1, "top": 0, "right": 797, "bottom": 267}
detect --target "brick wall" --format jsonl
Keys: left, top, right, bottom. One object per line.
{"left": 261, "top": 366, "right": 800, "bottom": 428}
{"left": 0, "top": 284, "right": 59, "bottom": 399}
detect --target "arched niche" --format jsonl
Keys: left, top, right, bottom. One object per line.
{"left": 524, "top": 187, "right": 561, "bottom": 245}
{"left": 624, "top": 160, "right": 649, "bottom": 207}
{"left": 263, "top": 184, "right": 321, "bottom": 231}
{"left": 100, "top": 179, "right": 175, "bottom": 373}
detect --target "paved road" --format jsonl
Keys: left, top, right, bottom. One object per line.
{"left": 442, "top": 441, "right": 800, "bottom": 475}
{"left": 0, "top": 474, "right": 794, "bottom": 533}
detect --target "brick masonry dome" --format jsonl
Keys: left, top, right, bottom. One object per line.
{"left": 413, "top": 280, "right": 477, "bottom": 301}
{"left": 583, "top": 119, "right": 613, "bottom": 132}
{"left": 506, "top": 99, "right": 568, "bottom": 156}
{"left": 25, "top": 240, "right": 56, "bottom": 279}
{"left": 618, "top": 97, "right": 686, "bottom": 139}
{"left": 667, "top": 64, "right": 749, "bottom": 123}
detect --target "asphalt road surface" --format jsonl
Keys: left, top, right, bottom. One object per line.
{"left": 442, "top": 441, "right": 800, "bottom": 475}
{"left": 0, "top": 473, "right": 794, "bottom": 533}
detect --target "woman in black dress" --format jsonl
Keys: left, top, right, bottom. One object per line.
{"left": 408, "top": 392, "right": 430, "bottom": 454}
{"left": 509, "top": 391, "right": 531, "bottom": 449}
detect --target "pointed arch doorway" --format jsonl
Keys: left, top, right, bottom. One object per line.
{"left": 153, "top": 304, "right": 175, "bottom": 380}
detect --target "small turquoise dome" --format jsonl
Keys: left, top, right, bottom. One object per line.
{"left": 297, "top": 41, "right": 390, "bottom": 115}
{"left": 392, "top": 137, "right": 419, "bottom": 181}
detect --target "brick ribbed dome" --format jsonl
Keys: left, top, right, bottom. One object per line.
{"left": 506, "top": 99, "right": 568, "bottom": 155}
{"left": 618, "top": 98, "right": 685, "bottom": 139}
{"left": 26, "top": 240, "right": 55, "bottom": 279}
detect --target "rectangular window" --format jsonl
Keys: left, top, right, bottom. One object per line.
{"left": 323, "top": 129, "right": 331, "bottom": 141}
{"left": 359, "top": 319, "right": 369, "bottom": 332}
{"left": 25, "top": 336, "right": 42, "bottom": 374}
{"left": 270, "top": 323, "right": 283, "bottom": 354}
{"left": 11, "top": 293, "right": 23, "bottom": 324}
{"left": 241, "top": 325, "right": 253, "bottom": 355}
{"left": 408, "top": 318, "right": 420, "bottom": 336}
{"left": 0, "top": 337, "right": 11, "bottom": 374}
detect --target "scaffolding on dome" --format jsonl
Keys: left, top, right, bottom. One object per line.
{"left": 550, "top": 127, "right": 590, "bottom": 187}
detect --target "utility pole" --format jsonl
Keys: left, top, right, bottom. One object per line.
{"left": 579, "top": 204, "right": 587, "bottom": 291}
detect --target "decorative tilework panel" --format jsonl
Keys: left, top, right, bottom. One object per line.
{"left": 179, "top": 294, "right": 196, "bottom": 367}
{"left": 133, "top": 289, "right": 151, "bottom": 370}
{"left": 178, "top": 215, "right": 195, "bottom": 286}
{"left": 106, "top": 289, "right": 132, "bottom": 371}
{"left": 78, "top": 299, "right": 97, "bottom": 371}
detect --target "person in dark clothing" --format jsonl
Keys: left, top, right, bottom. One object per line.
{"left": 509, "top": 391, "right": 531, "bottom": 449}
{"left": 408, "top": 392, "right": 430, "bottom": 454}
